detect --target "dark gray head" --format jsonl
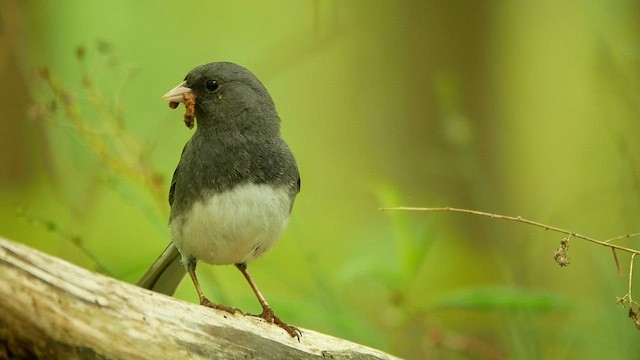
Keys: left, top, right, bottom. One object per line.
{"left": 165, "top": 62, "right": 281, "bottom": 135}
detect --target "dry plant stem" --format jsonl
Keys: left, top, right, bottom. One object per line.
{"left": 36, "top": 65, "right": 167, "bottom": 208}
{"left": 380, "top": 207, "right": 640, "bottom": 256}
{"left": 380, "top": 206, "right": 640, "bottom": 331}
{"left": 630, "top": 253, "right": 637, "bottom": 300}
{"left": 604, "top": 232, "right": 640, "bottom": 244}
{"left": 622, "top": 253, "right": 640, "bottom": 329}
{"left": 613, "top": 248, "right": 623, "bottom": 276}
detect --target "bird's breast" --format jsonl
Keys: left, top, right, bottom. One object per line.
{"left": 170, "top": 182, "right": 292, "bottom": 265}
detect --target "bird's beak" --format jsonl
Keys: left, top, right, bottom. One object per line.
{"left": 162, "top": 81, "right": 192, "bottom": 103}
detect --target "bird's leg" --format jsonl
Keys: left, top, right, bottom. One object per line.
{"left": 235, "top": 263, "right": 301, "bottom": 339}
{"left": 185, "top": 257, "right": 239, "bottom": 314}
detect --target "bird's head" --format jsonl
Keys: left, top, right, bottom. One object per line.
{"left": 162, "top": 62, "right": 280, "bottom": 134}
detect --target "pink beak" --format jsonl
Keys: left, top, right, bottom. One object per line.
{"left": 162, "top": 81, "right": 192, "bottom": 103}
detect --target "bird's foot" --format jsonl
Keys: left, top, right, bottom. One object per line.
{"left": 199, "top": 296, "right": 243, "bottom": 315}
{"left": 249, "top": 307, "right": 301, "bottom": 340}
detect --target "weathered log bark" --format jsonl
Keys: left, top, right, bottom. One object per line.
{"left": 0, "top": 237, "right": 399, "bottom": 360}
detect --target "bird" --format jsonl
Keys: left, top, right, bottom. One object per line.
{"left": 137, "top": 62, "right": 301, "bottom": 339}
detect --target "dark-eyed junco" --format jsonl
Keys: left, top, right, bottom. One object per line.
{"left": 137, "top": 62, "right": 301, "bottom": 338}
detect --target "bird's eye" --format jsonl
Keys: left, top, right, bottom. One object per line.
{"left": 206, "top": 79, "right": 220, "bottom": 92}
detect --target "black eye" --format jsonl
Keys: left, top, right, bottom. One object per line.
{"left": 205, "top": 79, "right": 219, "bottom": 92}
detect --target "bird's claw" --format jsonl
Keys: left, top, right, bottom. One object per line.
{"left": 249, "top": 307, "right": 301, "bottom": 340}
{"left": 200, "top": 297, "right": 243, "bottom": 315}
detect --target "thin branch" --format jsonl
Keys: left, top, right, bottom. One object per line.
{"left": 604, "top": 232, "right": 640, "bottom": 244}
{"left": 381, "top": 206, "right": 640, "bottom": 331}
{"left": 622, "top": 253, "right": 640, "bottom": 330}
{"left": 613, "top": 248, "right": 622, "bottom": 276}
{"left": 379, "top": 207, "right": 640, "bottom": 255}
{"left": 630, "top": 253, "right": 637, "bottom": 300}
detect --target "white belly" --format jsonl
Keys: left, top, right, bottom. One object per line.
{"left": 170, "top": 183, "right": 292, "bottom": 265}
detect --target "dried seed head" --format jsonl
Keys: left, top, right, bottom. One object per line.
{"left": 554, "top": 237, "right": 571, "bottom": 267}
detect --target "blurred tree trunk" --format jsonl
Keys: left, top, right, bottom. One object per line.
{"left": 0, "top": 237, "right": 397, "bottom": 360}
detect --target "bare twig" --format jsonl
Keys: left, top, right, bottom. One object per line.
{"left": 31, "top": 50, "right": 167, "bottom": 209}
{"left": 629, "top": 253, "right": 636, "bottom": 301}
{"left": 604, "top": 232, "right": 640, "bottom": 244}
{"left": 617, "top": 253, "right": 640, "bottom": 329}
{"left": 379, "top": 207, "right": 640, "bottom": 255}
{"left": 612, "top": 248, "right": 622, "bottom": 276}
{"left": 380, "top": 206, "right": 640, "bottom": 331}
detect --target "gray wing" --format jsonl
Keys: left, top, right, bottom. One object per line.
{"left": 169, "top": 144, "right": 189, "bottom": 206}
{"left": 169, "top": 165, "right": 178, "bottom": 206}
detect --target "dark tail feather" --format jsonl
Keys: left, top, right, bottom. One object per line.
{"left": 137, "top": 242, "right": 185, "bottom": 296}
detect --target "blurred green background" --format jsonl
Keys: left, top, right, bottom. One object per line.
{"left": 2, "top": 1, "right": 640, "bottom": 359}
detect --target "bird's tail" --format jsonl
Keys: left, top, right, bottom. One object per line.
{"left": 137, "top": 242, "right": 185, "bottom": 295}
